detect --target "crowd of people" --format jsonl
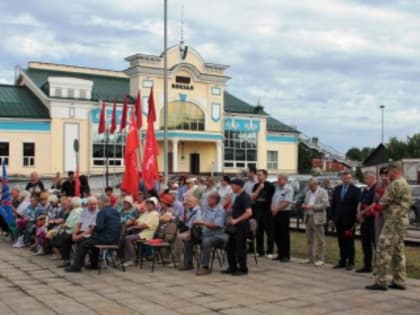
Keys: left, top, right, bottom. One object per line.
{"left": 0, "top": 162, "right": 412, "bottom": 289}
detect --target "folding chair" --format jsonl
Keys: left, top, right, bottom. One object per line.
{"left": 138, "top": 221, "right": 178, "bottom": 272}
{"left": 95, "top": 223, "right": 126, "bottom": 275}
{"left": 209, "top": 243, "right": 226, "bottom": 272}
{"left": 247, "top": 219, "right": 258, "bottom": 264}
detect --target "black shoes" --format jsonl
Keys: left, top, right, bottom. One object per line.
{"left": 85, "top": 264, "right": 99, "bottom": 270}
{"left": 388, "top": 283, "right": 406, "bottom": 290}
{"left": 346, "top": 264, "right": 355, "bottom": 271}
{"left": 178, "top": 265, "right": 194, "bottom": 271}
{"left": 231, "top": 270, "right": 248, "bottom": 276}
{"left": 366, "top": 283, "right": 388, "bottom": 291}
{"left": 333, "top": 263, "right": 346, "bottom": 269}
{"left": 221, "top": 268, "right": 235, "bottom": 274}
{"left": 366, "top": 283, "right": 406, "bottom": 291}
{"left": 356, "top": 267, "right": 372, "bottom": 273}
{"left": 65, "top": 266, "right": 81, "bottom": 273}
{"left": 279, "top": 258, "right": 290, "bottom": 263}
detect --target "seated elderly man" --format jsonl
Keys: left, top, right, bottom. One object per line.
{"left": 179, "top": 194, "right": 226, "bottom": 273}
{"left": 195, "top": 192, "right": 228, "bottom": 275}
{"left": 73, "top": 196, "right": 98, "bottom": 242}
{"left": 66, "top": 194, "right": 121, "bottom": 272}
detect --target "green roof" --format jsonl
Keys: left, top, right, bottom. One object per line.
{"left": 224, "top": 91, "right": 299, "bottom": 134}
{"left": 267, "top": 116, "right": 299, "bottom": 134}
{"left": 24, "top": 68, "right": 132, "bottom": 103}
{"left": 0, "top": 84, "right": 49, "bottom": 119}
{"left": 224, "top": 91, "right": 267, "bottom": 115}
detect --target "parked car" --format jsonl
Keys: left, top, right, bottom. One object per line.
{"left": 409, "top": 185, "right": 420, "bottom": 226}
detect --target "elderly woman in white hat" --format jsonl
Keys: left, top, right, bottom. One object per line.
{"left": 123, "top": 197, "right": 160, "bottom": 266}
{"left": 120, "top": 195, "right": 138, "bottom": 227}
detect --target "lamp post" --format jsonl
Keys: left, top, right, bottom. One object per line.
{"left": 163, "top": 0, "right": 169, "bottom": 184}
{"left": 379, "top": 105, "right": 385, "bottom": 143}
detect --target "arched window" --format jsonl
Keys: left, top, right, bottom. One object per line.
{"left": 160, "top": 101, "right": 205, "bottom": 131}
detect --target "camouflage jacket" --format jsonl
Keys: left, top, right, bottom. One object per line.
{"left": 379, "top": 177, "right": 412, "bottom": 220}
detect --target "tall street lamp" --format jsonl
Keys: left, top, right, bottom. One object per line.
{"left": 379, "top": 105, "right": 385, "bottom": 143}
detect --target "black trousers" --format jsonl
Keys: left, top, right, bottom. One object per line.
{"left": 273, "top": 211, "right": 290, "bottom": 259}
{"left": 254, "top": 208, "right": 274, "bottom": 255}
{"left": 360, "top": 218, "right": 375, "bottom": 269}
{"left": 227, "top": 225, "right": 249, "bottom": 272}
{"left": 59, "top": 232, "right": 84, "bottom": 260}
{"left": 72, "top": 238, "right": 100, "bottom": 270}
{"left": 336, "top": 223, "right": 355, "bottom": 265}
{"left": 60, "top": 232, "right": 73, "bottom": 260}
{"left": 0, "top": 216, "right": 10, "bottom": 233}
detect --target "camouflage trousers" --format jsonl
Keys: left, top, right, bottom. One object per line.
{"left": 375, "top": 217, "right": 409, "bottom": 287}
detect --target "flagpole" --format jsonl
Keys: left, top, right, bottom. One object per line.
{"left": 163, "top": 0, "right": 169, "bottom": 184}
{"left": 105, "top": 127, "right": 110, "bottom": 188}
{"left": 139, "top": 128, "right": 143, "bottom": 168}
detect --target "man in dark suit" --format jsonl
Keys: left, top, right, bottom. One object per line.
{"left": 65, "top": 194, "right": 121, "bottom": 272}
{"left": 329, "top": 171, "right": 361, "bottom": 271}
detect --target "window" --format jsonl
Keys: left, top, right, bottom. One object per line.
{"left": 80, "top": 89, "right": 87, "bottom": 99}
{"left": 267, "top": 150, "right": 278, "bottom": 170}
{"left": 55, "top": 87, "right": 62, "bottom": 97}
{"left": 0, "top": 142, "right": 9, "bottom": 166}
{"left": 175, "top": 76, "right": 191, "bottom": 84}
{"left": 142, "top": 80, "right": 153, "bottom": 88}
{"left": 67, "top": 88, "right": 75, "bottom": 98}
{"left": 23, "top": 142, "right": 35, "bottom": 167}
{"left": 224, "top": 130, "right": 257, "bottom": 168}
{"left": 91, "top": 129, "right": 126, "bottom": 167}
{"left": 160, "top": 101, "right": 205, "bottom": 131}
{"left": 211, "top": 87, "right": 221, "bottom": 96}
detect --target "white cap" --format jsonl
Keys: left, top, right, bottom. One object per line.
{"left": 123, "top": 195, "right": 134, "bottom": 206}
{"left": 146, "top": 196, "right": 158, "bottom": 207}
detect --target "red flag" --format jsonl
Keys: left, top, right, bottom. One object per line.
{"left": 135, "top": 90, "right": 142, "bottom": 129}
{"left": 147, "top": 87, "right": 156, "bottom": 123}
{"left": 74, "top": 167, "right": 80, "bottom": 197}
{"left": 98, "top": 101, "right": 106, "bottom": 134}
{"left": 120, "top": 96, "right": 128, "bottom": 131}
{"left": 142, "top": 87, "right": 159, "bottom": 190}
{"left": 110, "top": 101, "right": 117, "bottom": 134}
{"left": 121, "top": 110, "right": 140, "bottom": 196}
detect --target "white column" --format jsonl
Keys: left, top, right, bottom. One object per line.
{"left": 172, "top": 138, "right": 178, "bottom": 173}
{"left": 216, "top": 140, "right": 223, "bottom": 173}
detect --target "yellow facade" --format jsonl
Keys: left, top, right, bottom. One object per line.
{"left": 0, "top": 129, "right": 50, "bottom": 176}
{"left": 1, "top": 43, "right": 299, "bottom": 177}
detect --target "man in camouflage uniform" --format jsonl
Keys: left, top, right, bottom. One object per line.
{"left": 366, "top": 162, "right": 412, "bottom": 291}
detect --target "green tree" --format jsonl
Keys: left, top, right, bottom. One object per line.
{"left": 345, "top": 147, "right": 362, "bottom": 161}
{"left": 298, "top": 142, "right": 322, "bottom": 174}
{"left": 387, "top": 137, "right": 408, "bottom": 161}
{"left": 407, "top": 133, "right": 420, "bottom": 158}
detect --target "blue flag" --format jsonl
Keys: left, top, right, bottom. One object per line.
{"left": 0, "top": 160, "right": 15, "bottom": 226}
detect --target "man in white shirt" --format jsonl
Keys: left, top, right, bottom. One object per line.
{"left": 244, "top": 166, "right": 258, "bottom": 196}
{"left": 302, "top": 178, "right": 329, "bottom": 266}
{"left": 271, "top": 175, "right": 294, "bottom": 262}
{"left": 73, "top": 197, "right": 98, "bottom": 242}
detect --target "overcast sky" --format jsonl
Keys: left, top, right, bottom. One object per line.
{"left": 1, "top": 0, "right": 419, "bottom": 153}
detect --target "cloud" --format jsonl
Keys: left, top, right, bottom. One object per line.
{"left": 1, "top": 0, "right": 420, "bottom": 153}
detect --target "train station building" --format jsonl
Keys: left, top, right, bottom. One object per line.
{"left": 0, "top": 44, "right": 299, "bottom": 177}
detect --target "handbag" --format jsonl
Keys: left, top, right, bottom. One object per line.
{"left": 190, "top": 225, "right": 202, "bottom": 244}
{"left": 178, "top": 221, "right": 189, "bottom": 233}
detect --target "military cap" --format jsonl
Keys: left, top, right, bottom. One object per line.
{"left": 388, "top": 161, "right": 402, "bottom": 170}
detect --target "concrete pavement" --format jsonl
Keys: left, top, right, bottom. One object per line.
{"left": 0, "top": 239, "right": 420, "bottom": 315}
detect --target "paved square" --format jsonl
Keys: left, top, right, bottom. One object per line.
{"left": 0, "top": 240, "right": 419, "bottom": 315}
